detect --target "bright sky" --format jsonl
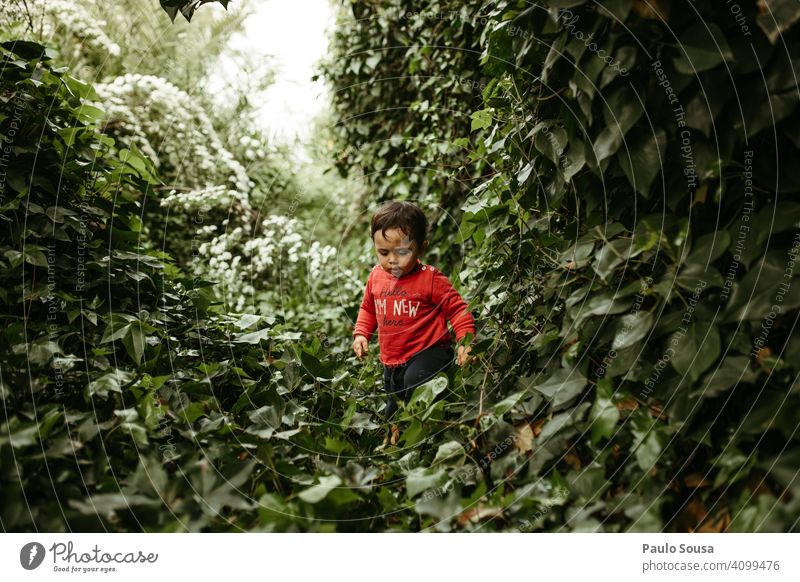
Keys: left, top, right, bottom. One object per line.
{"left": 208, "top": 0, "right": 334, "bottom": 152}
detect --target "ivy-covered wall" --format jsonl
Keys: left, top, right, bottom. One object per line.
{"left": 322, "top": 0, "right": 800, "bottom": 530}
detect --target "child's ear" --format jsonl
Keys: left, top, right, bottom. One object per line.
{"left": 422, "top": 240, "right": 429, "bottom": 251}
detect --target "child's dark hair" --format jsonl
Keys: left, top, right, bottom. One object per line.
{"left": 371, "top": 201, "right": 428, "bottom": 246}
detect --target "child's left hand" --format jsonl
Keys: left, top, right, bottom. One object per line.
{"left": 456, "top": 344, "right": 477, "bottom": 366}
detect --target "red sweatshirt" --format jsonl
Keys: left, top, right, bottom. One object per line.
{"left": 353, "top": 258, "right": 476, "bottom": 367}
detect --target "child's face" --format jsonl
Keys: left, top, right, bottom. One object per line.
{"left": 373, "top": 227, "right": 427, "bottom": 278}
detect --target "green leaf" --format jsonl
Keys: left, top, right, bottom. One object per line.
{"left": 617, "top": 128, "right": 666, "bottom": 197}
{"left": 347, "top": 411, "right": 380, "bottom": 433}
{"left": 180, "top": 402, "right": 206, "bottom": 424}
{"left": 492, "top": 389, "right": 529, "bottom": 417}
{"left": 58, "top": 127, "right": 83, "bottom": 148}
{"left": 592, "top": 238, "right": 636, "bottom": 281}
{"left": 299, "top": 348, "right": 335, "bottom": 379}
{"left": 673, "top": 23, "right": 734, "bottom": 74}
{"left": 533, "top": 122, "right": 567, "bottom": 165}
{"left": 87, "top": 370, "right": 133, "bottom": 399}
{"left": 406, "top": 374, "right": 448, "bottom": 411}
{"left": 724, "top": 251, "right": 800, "bottom": 321}
{"left": 432, "top": 441, "right": 466, "bottom": 468}
{"left": 697, "top": 356, "right": 757, "bottom": 398}
{"left": 324, "top": 437, "right": 351, "bottom": 454}
{"left": 74, "top": 104, "right": 105, "bottom": 123}
{"left": 676, "top": 262, "right": 724, "bottom": 291}
{"left": 590, "top": 379, "right": 620, "bottom": 443}
{"left": 246, "top": 405, "right": 282, "bottom": 439}
{"left": 23, "top": 337, "right": 62, "bottom": 365}
{"left": 405, "top": 467, "right": 447, "bottom": 498}
{"left": 669, "top": 322, "right": 721, "bottom": 382}
{"left": 298, "top": 474, "right": 342, "bottom": 504}
{"left": 122, "top": 321, "right": 146, "bottom": 365}
{"left": 1, "top": 40, "right": 47, "bottom": 60}
{"left": 686, "top": 231, "right": 731, "bottom": 266}
{"left": 470, "top": 109, "right": 493, "bottom": 131}
{"left": 23, "top": 248, "right": 48, "bottom": 267}
{"left": 233, "top": 328, "right": 271, "bottom": 344}
{"left": 612, "top": 312, "right": 654, "bottom": 350}
{"left": 539, "top": 403, "right": 592, "bottom": 442}
{"left": 101, "top": 320, "right": 131, "bottom": 344}
{"left": 533, "top": 367, "right": 587, "bottom": 408}
{"left": 573, "top": 289, "right": 634, "bottom": 325}
{"left": 634, "top": 430, "right": 664, "bottom": 470}
{"left": 0, "top": 420, "right": 40, "bottom": 449}
{"left": 483, "top": 24, "right": 514, "bottom": 76}
{"left": 364, "top": 53, "right": 381, "bottom": 70}
{"left": 602, "top": 85, "right": 644, "bottom": 137}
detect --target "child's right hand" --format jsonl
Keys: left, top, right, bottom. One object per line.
{"left": 352, "top": 335, "right": 369, "bottom": 360}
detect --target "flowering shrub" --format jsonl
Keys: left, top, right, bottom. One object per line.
{"left": 2, "top": 0, "right": 121, "bottom": 61}
{"left": 196, "top": 215, "right": 350, "bottom": 313}
{"left": 95, "top": 73, "right": 254, "bottom": 222}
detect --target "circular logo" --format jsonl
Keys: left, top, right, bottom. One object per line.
{"left": 20, "top": 542, "right": 46, "bottom": 570}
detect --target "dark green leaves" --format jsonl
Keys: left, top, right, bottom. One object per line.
{"left": 617, "top": 128, "right": 667, "bottom": 196}
{"left": 673, "top": 23, "right": 734, "bottom": 74}
{"left": 160, "top": 0, "right": 229, "bottom": 23}
{"left": 1, "top": 40, "right": 48, "bottom": 60}
{"left": 592, "top": 85, "right": 645, "bottom": 164}
{"left": 669, "top": 321, "right": 721, "bottom": 382}
{"left": 5, "top": 0, "right": 800, "bottom": 534}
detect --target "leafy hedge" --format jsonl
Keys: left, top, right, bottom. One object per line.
{"left": 0, "top": 37, "right": 523, "bottom": 533}
{"left": 3, "top": 0, "right": 799, "bottom": 532}
{"left": 322, "top": 1, "right": 800, "bottom": 531}
{"left": 0, "top": 40, "right": 294, "bottom": 531}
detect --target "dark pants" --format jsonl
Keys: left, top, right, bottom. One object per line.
{"left": 383, "top": 342, "right": 455, "bottom": 420}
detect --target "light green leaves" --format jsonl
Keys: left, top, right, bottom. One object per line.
{"left": 634, "top": 430, "right": 665, "bottom": 470}
{"left": 87, "top": 370, "right": 134, "bottom": 399}
{"left": 470, "top": 109, "right": 493, "bottom": 131}
{"left": 405, "top": 467, "right": 448, "bottom": 498}
{"left": 432, "top": 441, "right": 467, "bottom": 468}
{"left": 612, "top": 312, "right": 654, "bottom": 350}
{"left": 533, "top": 367, "right": 588, "bottom": 409}
{"left": 405, "top": 374, "right": 449, "bottom": 420}
{"left": 233, "top": 328, "right": 271, "bottom": 344}
{"left": 298, "top": 475, "right": 342, "bottom": 504}
{"left": 589, "top": 379, "right": 619, "bottom": 443}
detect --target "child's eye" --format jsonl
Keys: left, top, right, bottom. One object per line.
{"left": 396, "top": 249, "right": 409, "bottom": 255}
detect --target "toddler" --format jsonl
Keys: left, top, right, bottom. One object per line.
{"left": 352, "top": 201, "right": 476, "bottom": 429}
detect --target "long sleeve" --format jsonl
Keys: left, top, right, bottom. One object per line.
{"left": 431, "top": 270, "right": 475, "bottom": 342}
{"left": 353, "top": 274, "right": 377, "bottom": 340}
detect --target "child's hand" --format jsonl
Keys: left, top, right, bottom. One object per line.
{"left": 352, "top": 335, "right": 369, "bottom": 360}
{"left": 457, "top": 344, "right": 477, "bottom": 366}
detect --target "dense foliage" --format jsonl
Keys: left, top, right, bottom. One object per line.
{"left": 1, "top": 0, "right": 799, "bottom": 533}
{"left": 322, "top": 0, "right": 800, "bottom": 531}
